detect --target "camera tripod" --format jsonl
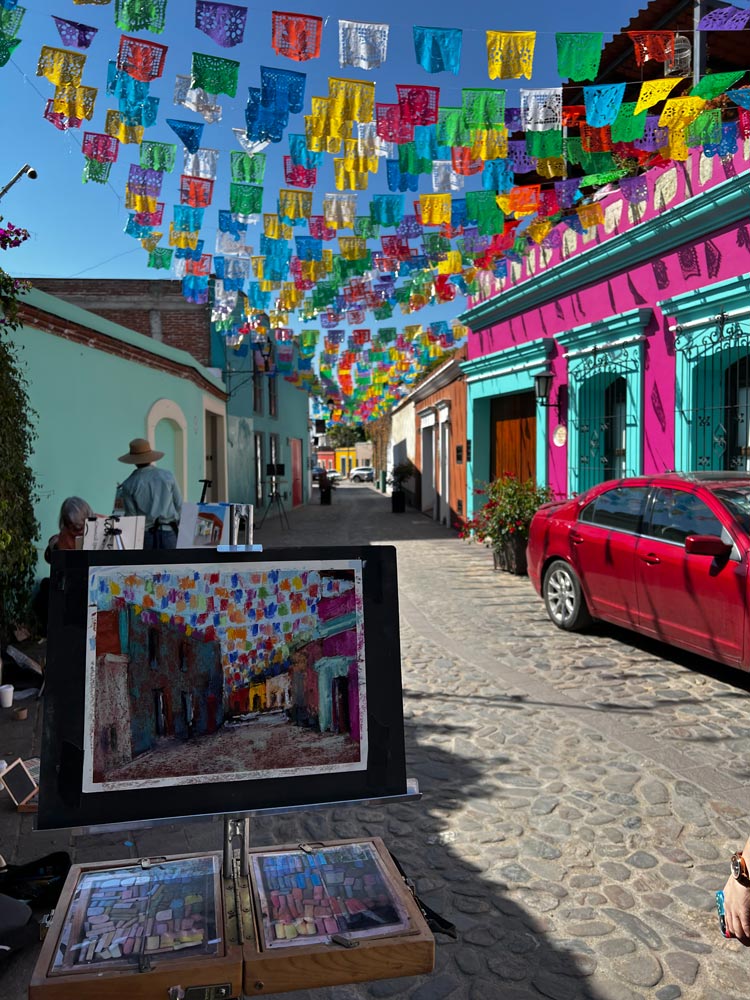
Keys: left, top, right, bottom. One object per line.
{"left": 258, "top": 476, "right": 290, "bottom": 529}
{"left": 102, "top": 517, "right": 125, "bottom": 550}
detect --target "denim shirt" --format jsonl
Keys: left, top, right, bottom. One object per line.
{"left": 120, "top": 465, "right": 182, "bottom": 530}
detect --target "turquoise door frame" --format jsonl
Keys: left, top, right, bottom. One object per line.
{"left": 460, "top": 338, "right": 552, "bottom": 521}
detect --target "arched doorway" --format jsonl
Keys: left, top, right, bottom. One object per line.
{"left": 146, "top": 399, "right": 187, "bottom": 495}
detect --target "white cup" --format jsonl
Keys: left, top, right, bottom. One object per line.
{"left": 0, "top": 685, "right": 13, "bottom": 709}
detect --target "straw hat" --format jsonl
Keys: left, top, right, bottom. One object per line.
{"left": 118, "top": 438, "right": 164, "bottom": 464}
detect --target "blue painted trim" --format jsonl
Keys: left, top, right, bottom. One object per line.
{"left": 658, "top": 272, "right": 750, "bottom": 325}
{"left": 556, "top": 308, "right": 652, "bottom": 351}
{"left": 459, "top": 168, "right": 750, "bottom": 331}
{"left": 460, "top": 337, "right": 553, "bottom": 383}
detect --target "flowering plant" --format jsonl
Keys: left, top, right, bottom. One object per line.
{"left": 0, "top": 218, "right": 31, "bottom": 330}
{"left": 460, "top": 473, "right": 553, "bottom": 547}
{"left": 0, "top": 221, "right": 30, "bottom": 250}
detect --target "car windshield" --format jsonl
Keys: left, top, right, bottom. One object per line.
{"left": 713, "top": 487, "right": 750, "bottom": 533}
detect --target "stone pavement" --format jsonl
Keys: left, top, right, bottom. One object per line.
{"left": 3, "top": 482, "right": 750, "bottom": 999}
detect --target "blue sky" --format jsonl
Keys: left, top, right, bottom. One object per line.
{"left": 0, "top": 0, "right": 641, "bottom": 333}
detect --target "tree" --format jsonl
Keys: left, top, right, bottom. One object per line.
{"left": 327, "top": 423, "right": 365, "bottom": 449}
{"left": 0, "top": 219, "right": 38, "bottom": 643}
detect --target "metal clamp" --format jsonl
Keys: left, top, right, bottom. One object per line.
{"left": 330, "top": 934, "right": 359, "bottom": 949}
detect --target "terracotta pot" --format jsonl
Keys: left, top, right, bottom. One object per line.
{"left": 492, "top": 534, "right": 528, "bottom": 575}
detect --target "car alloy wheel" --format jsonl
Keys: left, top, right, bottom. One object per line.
{"left": 542, "top": 559, "right": 592, "bottom": 631}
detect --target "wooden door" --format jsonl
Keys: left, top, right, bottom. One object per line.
{"left": 491, "top": 392, "right": 536, "bottom": 482}
{"left": 291, "top": 438, "right": 303, "bottom": 506}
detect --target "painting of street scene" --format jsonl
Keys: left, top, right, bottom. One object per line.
{"left": 82, "top": 560, "right": 367, "bottom": 792}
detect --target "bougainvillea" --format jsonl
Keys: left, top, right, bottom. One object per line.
{"left": 0, "top": 218, "right": 39, "bottom": 641}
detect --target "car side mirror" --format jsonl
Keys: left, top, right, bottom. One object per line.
{"left": 684, "top": 534, "right": 732, "bottom": 558}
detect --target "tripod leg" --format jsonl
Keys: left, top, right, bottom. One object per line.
{"left": 258, "top": 494, "right": 276, "bottom": 528}
{"left": 274, "top": 494, "right": 290, "bottom": 529}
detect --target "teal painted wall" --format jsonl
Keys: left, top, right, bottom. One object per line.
{"left": 12, "top": 290, "right": 226, "bottom": 574}
{"left": 212, "top": 330, "right": 311, "bottom": 507}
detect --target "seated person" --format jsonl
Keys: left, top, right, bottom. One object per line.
{"left": 44, "top": 496, "right": 94, "bottom": 562}
{"left": 35, "top": 497, "right": 94, "bottom": 634}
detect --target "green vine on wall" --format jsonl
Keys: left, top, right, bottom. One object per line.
{"left": 0, "top": 218, "right": 39, "bottom": 643}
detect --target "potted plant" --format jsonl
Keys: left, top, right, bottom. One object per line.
{"left": 462, "top": 473, "right": 553, "bottom": 575}
{"left": 386, "top": 459, "right": 416, "bottom": 514}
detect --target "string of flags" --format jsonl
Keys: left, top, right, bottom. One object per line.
{"left": 6, "top": 0, "right": 750, "bottom": 421}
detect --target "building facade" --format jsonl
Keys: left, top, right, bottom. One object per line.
{"left": 412, "top": 349, "right": 468, "bottom": 528}
{"left": 213, "top": 328, "right": 311, "bottom": 512}
{"left": 460, "top": 142, "right": 750, "bottom": 519}
{"left": 14, "top": 287, "right": 227, "bottom": 571}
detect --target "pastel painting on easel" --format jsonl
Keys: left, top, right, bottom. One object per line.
{"left": 82, "top": 560, "right": 367, "bottom": 792}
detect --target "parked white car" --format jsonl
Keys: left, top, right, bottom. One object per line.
{"left": 349, "top": 467, "right": 374, "bottom": 482}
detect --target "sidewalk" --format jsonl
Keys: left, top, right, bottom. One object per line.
{"left": 3, "top": 482, "right": 750, "bottom": 999}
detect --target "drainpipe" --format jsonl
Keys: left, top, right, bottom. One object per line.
{"left": 693, "top": 1, "right": 706, "bottom": 89}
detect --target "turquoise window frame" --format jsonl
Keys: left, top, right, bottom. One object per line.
{"left": 557, "top": 309, "right": 649, "bottom": 495}
{"left": 659, "top": 276, "right": 750, "bottom": 473}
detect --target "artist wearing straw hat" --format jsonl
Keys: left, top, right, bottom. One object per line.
{"left": 118, "top": 438, "right": 182, "bottom": 550}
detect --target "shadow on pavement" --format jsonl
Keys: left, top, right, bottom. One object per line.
{"left": 229, "top": 710, "right": 606, "bottom": 1000}
{"left": 1, "top": 485, "right": 609, "bottom": 999}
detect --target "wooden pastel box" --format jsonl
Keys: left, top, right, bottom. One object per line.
{"left": 29, "top": 852, "right": 241, "bottom": 1000}
{"left": 29, "top": 841, "right": 434, "bottom": 999}
{"left": 241, "top": 838, "right": 434, "bottom": 995}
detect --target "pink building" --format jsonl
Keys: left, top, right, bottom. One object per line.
{"left": 461, "top": 99, "right": 750, "bottom": 517}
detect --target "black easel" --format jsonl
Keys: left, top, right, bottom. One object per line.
{"left": 199, "top": 478, "right": 213, "bottom": 503}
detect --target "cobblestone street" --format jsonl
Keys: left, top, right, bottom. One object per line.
{"left": 4, "top": 483, "right": 750, "bottom": 999}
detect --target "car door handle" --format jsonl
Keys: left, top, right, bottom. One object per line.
{"left": 570, "top": 531, "right": 585, "bottom": 544}
{"left": 640, "top": 553, "right": 661, "bottom": 565}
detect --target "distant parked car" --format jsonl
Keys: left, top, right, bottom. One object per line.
{"left": 311, "top": 466, "right": 326, "bottom": 483}
{"left": 527, "top": 471, "right": 750, "bottom": 669}
{"left": 349, "top": 466, "right": 374, "bottom": 482}
{"left": 327, "top": 470, "right": 343, "bottom": 482}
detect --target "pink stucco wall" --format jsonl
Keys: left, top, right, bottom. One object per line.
{"left": 466, "top": 138, "right": 750, "bottom": 497}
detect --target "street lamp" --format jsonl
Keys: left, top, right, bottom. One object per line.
{"left": 534, "top": 370, "right": 554, "bottom": 407}
{"left": 0, "top": 164, "right": 38, "bottom": 202}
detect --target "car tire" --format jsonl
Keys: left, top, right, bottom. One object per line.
{"left": 352, "top": 475, "right": 362, "bottom": 482}
{"left": 542, "top": 560, "right": 592, "bottom": 631}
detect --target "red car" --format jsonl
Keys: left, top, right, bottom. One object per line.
{"left": 527, "top": 472, "right": 750, "bottom": 669}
